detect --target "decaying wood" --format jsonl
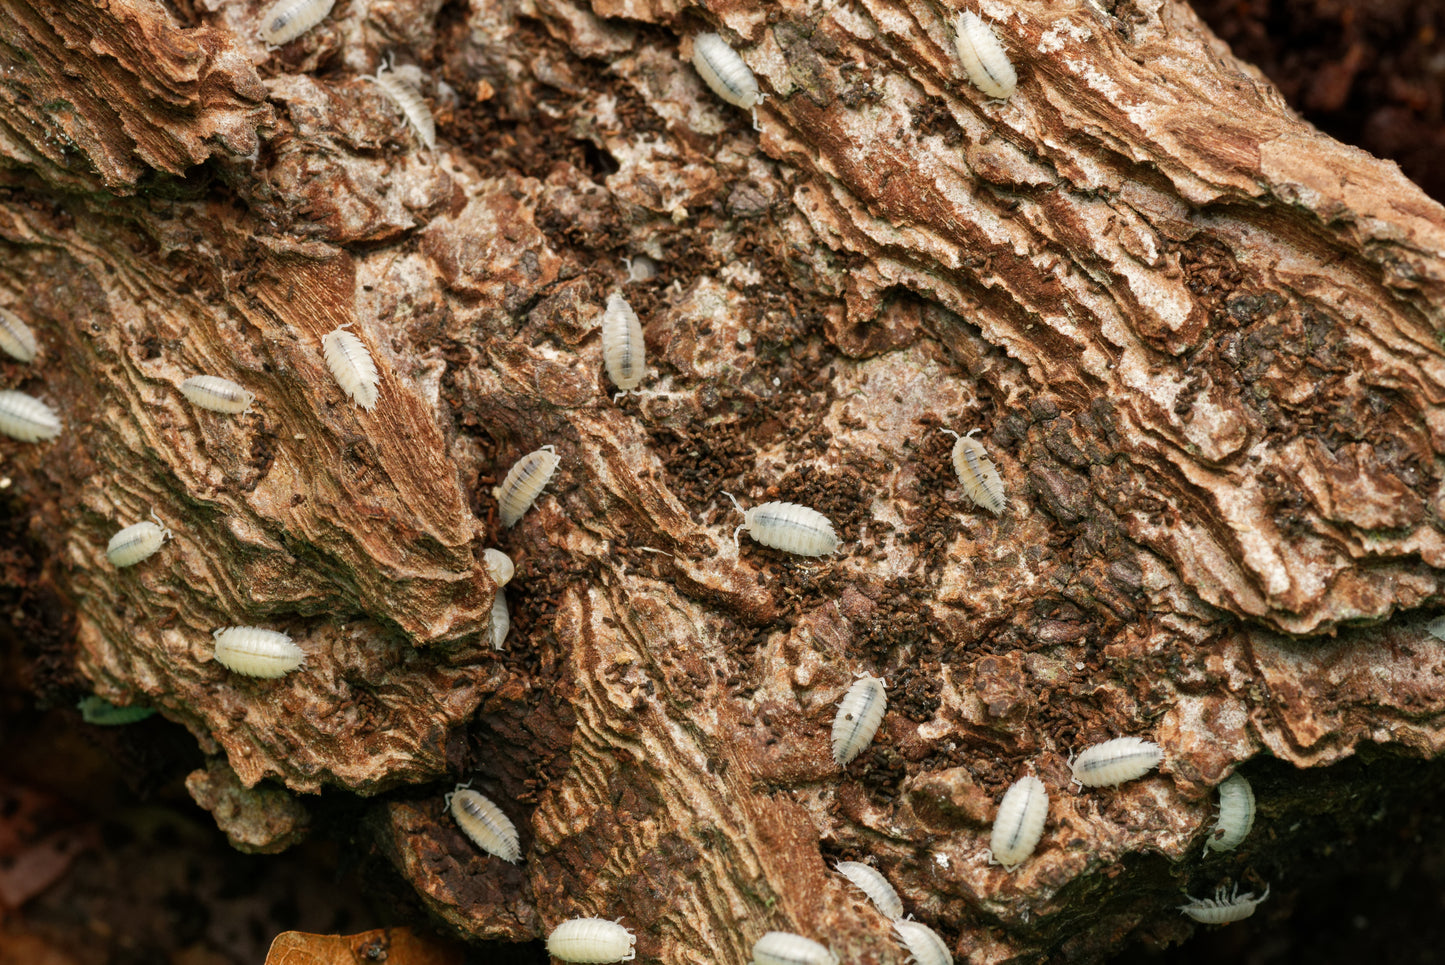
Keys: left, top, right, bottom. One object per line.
{"left": 2, "top": 0, "right": 1444, "bottom": 961}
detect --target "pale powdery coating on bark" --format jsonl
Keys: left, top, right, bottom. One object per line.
{"left": 372, "top": 65, "right": 436, "bottom": 150}
{"left": 0, "top": 390, "right": 61, "bottom": 441}
{"left": 321, "top": 326, "right": 380, "bottom": 410}
{"left": 0, "top": 307, "right": 38, "bottom": 362}
{"left": 1179, "top": 883, "right": 1270, "bottom": 924}
{"left": 496, "top": 446, "right": 561, "bottom": 528}
{"left": 447, "top": 787, "right": 521, "bottom": 863}
{"left": 1205, "top": 773, "right": 1256, "bottom": 854}
{"left": 750, "top": 931, "right": 838, "bottom": 965}
{"left": 834, "top": 861, "right": 904, "bottom": 919}
{"left": 691, "top": 33, "right": 762, "bottom": 109}
{"left": 258, "top": 0, "right": 335, "bottom": 45}
{"left": 831, "top": 673, "right": 888, "bottom": 766}
{"left": 601, "top": 292, "right": 646, "bottom": 393}
{"left": 989, "top": 775, "right": 1049, "bottom": 870}
{"left": 106, "top": 511, "right": 173, "bottom": 567}
{"left": 892, "top": 918, "right": 953, "bottom": 965}
{"left": 180, "top": 375, "right": 254, "bottom": 414}
{"left": 545, "top": 918, "right": 637, "bottom": 963}
{"left": 952, "top": 11, "right": 1017, "bottom": 99}
{"left": 1070, "top": 736, "right": 1163, "bottom": 787}
{"left": 211, "top": 627, "right": 305, "bottom": 678}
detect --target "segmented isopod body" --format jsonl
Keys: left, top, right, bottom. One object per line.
{"left": 258, "top": 0, "right": 335, "bottom": 45}
{"left": 1179, "top": 883, "right": 1270, "bottom": 924}
{"left": 692, "top": 32, "right": 764, "bottom": 130}
{"left": 372, "top": 64, "right": 436, "bottom": 150}
{"left": 831, "top": 673, "right": 887, "bottom": 766}
{"left": 0, "top": 390, "right": 61, "bottom": 442}
{"left": 989, "top": 775, "right": 1048, "bottom": 870}
{"left": 546, "top": 918, "right": 636, "bottom": 963}
{"left": 942, "top": 428, "right": 1005, "bottom": 514}
{"left": 106, "top": 509, "right": 173, "bottom": 568}
{"left": 892, "top": 919, "right": 953, "bottom": 965}
{"left": 1204, "top": 773, "right": 1256, "bottom": 854}
{"left": 490, "top": 590, "right": 510, "bottom": 650}
{"left": 953, "top": 11, "right": 1017, "bottom": 99}
{"left": 1426, "top": 615, "right": 1445, "bottom": 641}
{"left": 1070, "top": 737, "right": 1163, "bottom": 787}
{"left": 212, "top": 626, "right": 305, "bottom": 678}
{"left": 751, "top": 931, "right": 838, "bottom": 965}
{"left": 835, "top": 861, "right": 903, "bottom": 920}
{"left": 601, "top": 292, "right": 646, "bottom": 393}
{"left": 181, "top": 375, "right": 254, "bottom": 414}
{"left": 497, "top": 445, "right": 561, "bottom": 527}
{"left": 447, "top": 785, "right": 521, "bottom": 862}
{"left": 321, "top": 324, "right": 380, "bottom": 410}
{"left": 0, "top": 307, "right": 38, "bottom": 362}
{"left": 77, "top": 696, "right": 155, "bottom": 725}
{"left": 725, "top": 492, "right": 838, "bottom": 556}
{"left": 484, "top": 548, "right": 515, "bottom": 586}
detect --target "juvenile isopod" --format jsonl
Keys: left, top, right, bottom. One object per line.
{"left": 724, "top": 492, "right": 838, "bottom": 557}
{"left": 371, "top": 63, "right": 437, "bottom": 150}
{"left": 751, "top": 931, "right": 838, "bottom": 965}
{"left": 490, "top": 589, "right": 510, "bottom": 650}
{"left": 953, "top": 11, "right": 1017, "bottom": 99}
{"left": 1204, "top": 773, "right": 1256, "bottom": 855}
{"left": 1070, "top": 736, "right": 1163, "bottom": 788}
{"left": 1426, "top": 614, "right": 1445, "bottom": 641}
{"left": 181, "top": 375, "right": 255, "bottom": 414}
{"left": 988, "top": 775, "right": 1048, "bottom": 870}
{"left": 892, "top": 918, "right": 953, "bottom": 965}
{"left": 496, "top": 445, "right": 561, "bottom": 528}
{"left": 601, "top": 292, "right": 646, "bottom": 395}
{"left": 77, "top": 696, "right": 155, "bottom": 725}
{"left": 1179, "top": 882, "right": 1270, "bottom": 924}
{"left": 691, "top": 32, "right": 765, "bottom": 130}
{"left": 484, "top": 548, "right": 515, "bottom": 586}
{"left": 0, "top": 307, "right": 38, "bottom": 362}
{"left": 212, "top": 626, "right": 305, "bottom": 678}
{"left": 835, "top": 861, "right": 903, "bottom": 920}
{"left": 258, "top": 0, "right": 336, "bottom": 45}
{"left": 446, "top": 784, "right": 522, "bottom": 863}
{"left": 831, "top": 673, "right": 887, "bottom": 766}
{"left": 106, "top": 509, "right": 173, "bottom": 568}
{"left": 0, "top": 390, "right": 62, "bottom": 442}
{"left": 941, "top": 428, "right": 1005, "bottom": 514}
{"left": 546, "top": 918, "right": 636, "bottom": 963}
{"left": 321, "top": 324, "right": 380, "bottom": 410}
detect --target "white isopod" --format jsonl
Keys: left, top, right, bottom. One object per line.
{"left": 892, "top": 918, "right": 953, "bottom": 965}
{"left": 835, "top": 861, "right": 903, "bottom": 920}
{"left": 941, "top": 428, "right": 1005, "bottom": 514}
{"left": 181, "top": 375, "right": 254, "bottom": 414}
{"left": 321, "top": 324, "right": 380, "bottom": 410}
{"left": 106, "top": 509, "right": 173, "bottom": 568}
{"left": 446, "top": 785, "right": 522, "bottom": 863}
{"left": 496, "top": 445, "right": 561, "bottom": 528}
{"left": 953, "top": 11, "right": 1017, "bottom": 99}
{"left": 724, "top": 492, "right": 838, "bottom": 556}
{"left": 831, "top": 673, "right": 887, "bottom": 766}
{"left": 371, "top": 63, "right": 436, "bottom": 150}
{"left": 258, "top": 0, "right": 336, "bottom": 45}
{"left": 751, "top": 931, "right": 838, "bottom": 965}
{"left": 212, "top": 626, "right": 305, "bottom": 678}
{"left": 1425, "top": 614, "right": 1445, "bottom": 641}
{"left": 0, "top": 307, "right": 38, "bottom": 362}
{"left": 490, "top": 589, "right": 510, "bottom": 650}
{"left": 1179, "top": 883, "right": 1270, "bottom": 924}
{"left": 1070, "top": 737, "right": 1163, "bottom": 788}
{"left": 546, "top": 918, "right": 636, "bottom": 963}
{"left": 691, "top": 32, "right": 765, "bottom": 130}
{"left": 484, "top": 548, "right": 515, "bottom": 586}
{"left": 0, "top": 390, "right": 62, "bottom": 442}
{"left": 1204, "top": 773, "right": 1256, "bottom": 855}
{"left": 988, "top": 775, "right": 1048, "bottom": 870}
{"left": 601, "top": 292, "right": 645, "bottom": 395}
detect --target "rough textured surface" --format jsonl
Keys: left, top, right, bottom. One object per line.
{"left": 2, "top": 0, "right": 1445, "bottom": 962}
{"left": 186, "top": 756, "right": 312, "bottom": 853}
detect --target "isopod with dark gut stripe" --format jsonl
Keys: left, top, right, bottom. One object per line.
{"left": 496, "top": 446, "right": 561, "bottom": 528}
{"left": 1070, "top": 737, "right": 1162, "bottom": 788}
{"left": 953, "top": 11, "right": 1017, "bottom": 99}
{"left": 446, "top": 784, "right": 521, "bottom": 862}
{"left": 0, "top": 390, "right": 61, "bottom": 441}
{"left": 724, "top": 492, "right": 838, "bottom": 556}
{"left": 831, "top": 673, "right": 887, "bottom": 766}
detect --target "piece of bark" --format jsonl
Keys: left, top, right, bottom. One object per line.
{"left": 2, "top": 0, "right": 1444, "bottom": 962}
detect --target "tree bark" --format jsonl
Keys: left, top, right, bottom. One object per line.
{"left": 2, "top": 0, "right": 1444, "bottom": 961}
